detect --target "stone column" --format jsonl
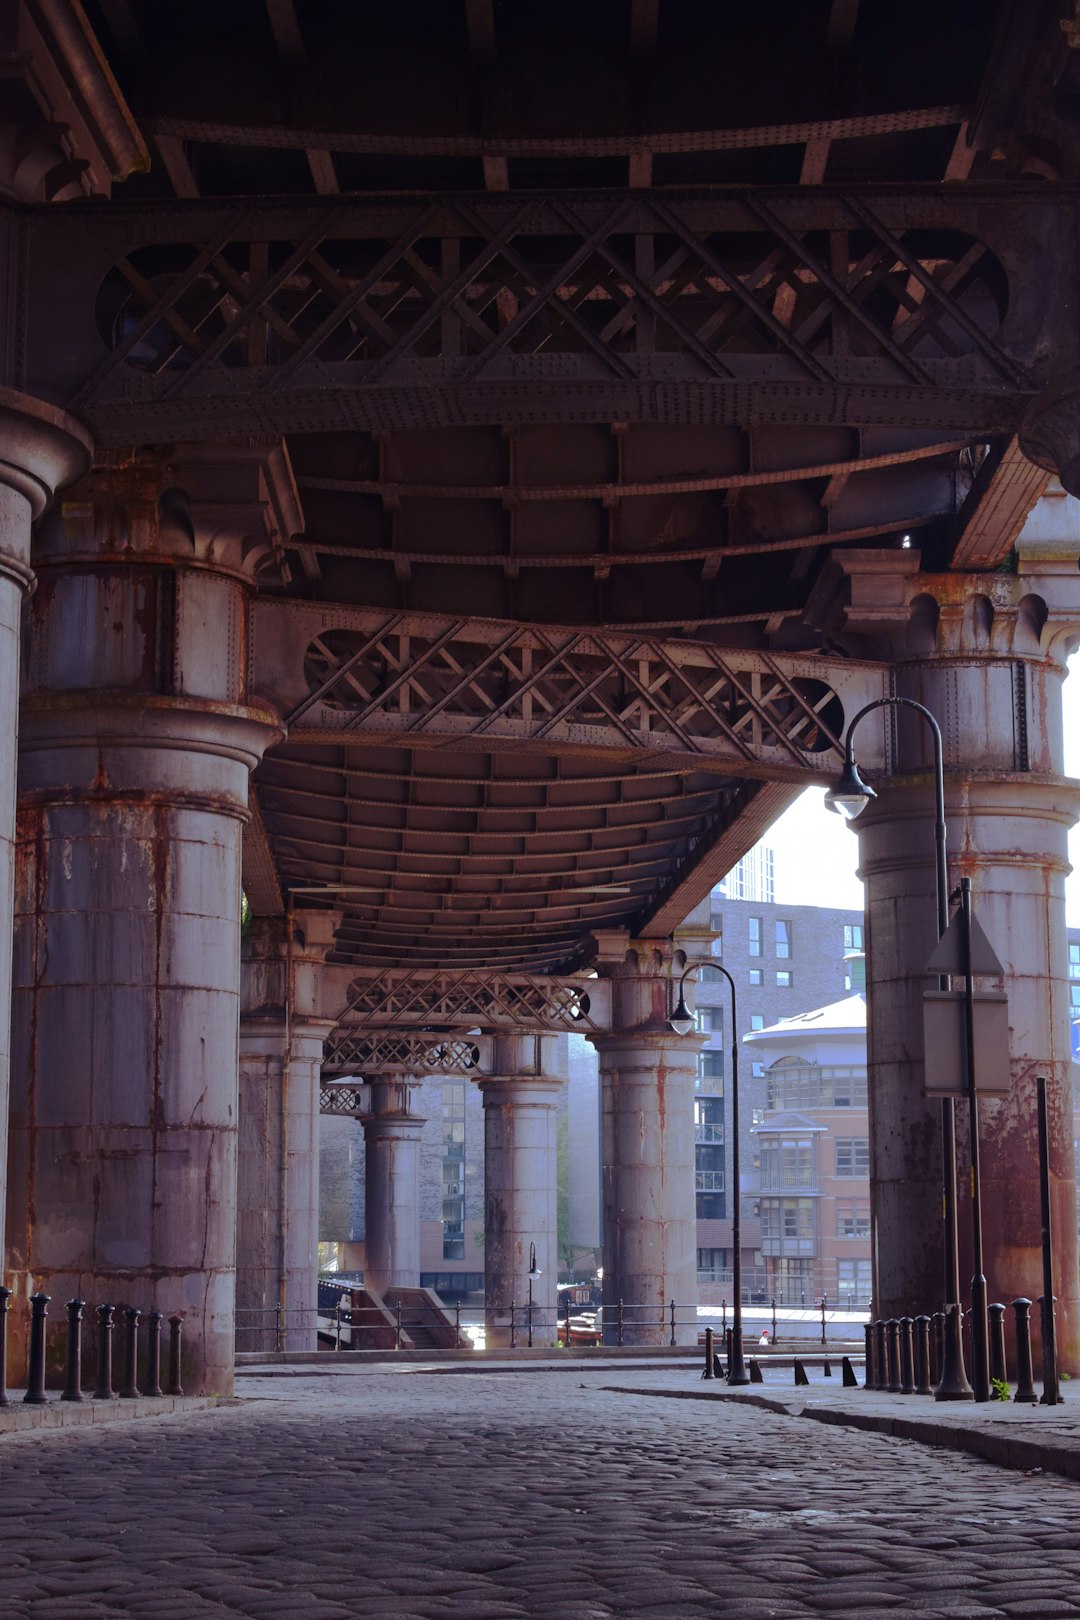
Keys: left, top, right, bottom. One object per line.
{"left": 8, "top": 448, "right": 294, "bottom": 1393}
{"left": 590, "top": 939, "right": 702, "bottom": 1346}
{"left": 835, "top": 542, "right": 1080, "bottom": 1371}
{"left": 361, "top": 1079, "right": 425, "bottom": 1295}
{"left": 479, "top": 1034, "right": 561, "bottom": 1346}
{"left": 0, "top": 391, "right": 90, "bottom": 1279}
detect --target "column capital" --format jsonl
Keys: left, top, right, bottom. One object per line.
{"left": 0, "top": 388, "right": 92, "bottom": 593}
{"left": 588, "top": 936, "right": 703, "bottom": 1038}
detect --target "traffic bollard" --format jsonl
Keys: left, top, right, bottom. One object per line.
{"left": 24, "top": 1292, "right": 50, "bottom": 1405}
{"left": 988, "top": 1303, "right": 1007, "bottom": 1387}
{"left": 120, "top": 1306, "right": 141, "bottom": 1398}
{"left": 887, "top": 1319, "right": 902, "bottom": 1394}
{"left": 166, "top": 1314, "right": 184, "bottom": 1397}
{"left": 0, "top": 1285, "right": 10, "bottom": 1407}
{"left": 62, "top": 1298, "right": 85, "bottom": 1402}
{"left": 1011, "top": 1298, "right": 1038, "bottom": 1405}
{"left": 900, "top": 1317, "right": 916, "bottom": 1394}
{"left": 94, "top": 1304, "right": 115, "bottom": 1399}
{"left": 914, "top": 1315, "right": 933, "bottom": 1395}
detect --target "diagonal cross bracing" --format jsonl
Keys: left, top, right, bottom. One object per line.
{"left": 321, "top": 1031, "right": 486, "bottom": 1078}
{"left": 334, "top": 967, "right": 607, "bottom": 1033}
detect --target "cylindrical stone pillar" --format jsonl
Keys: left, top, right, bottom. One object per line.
{"left": 592, "top": 1030, "right": 701, "bottom": 1346}
{"left": 8, "top": 467, "right": 281, "bottom": 1394}
{"left": 361, "top": 1079, "right": 425, "bottom": 1296}
{"left": 0, "top": 391, "right": 90, "bottom": 1280}
{"left": 479, "top": 1049, "right": 561, "bottom": 1348}
{"left": 855, "top": 639, "right": 1080, "bottom": 1373}
{"left": 238, "top": 1014, "right": 334, "bottom": 1352}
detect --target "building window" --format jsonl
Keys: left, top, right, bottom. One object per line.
{"left": 750, "top": 1014, "right": 765, "bottom": 1031}
{"left": 695, "top": 1096, "right": 725, "bottom": 1143}
{"left": 749, "top": 967, "right": 763, "bottom": 986}
{"left": 844, "top": 923, "right": 864, "bottom": 952}
{"left": 837, "top": 1258, "right": 873, "bottom": 1305}
{"left": 698, "top": 1050, "right": 724, "bottom": 1086}
{"left": 836, "top": 1199, "right": 871, "bottom": 1238}
{"left": 776, "top": 970, "right": 792, "bottom": 988}
{"left": 751, "top": 1061, "right": 765, "bottom": 1079}
{"left": 775, "top": 920, "right": 792, "bottom": 959}
{"left": 835, "top": 1137, "right": 870, "bottom": 1178}
{"left": 760, "top": 1136, "right": 816, "bottom": 1192}
{"left": 1070, "top": 942, "right": 1080, "bottom": 979}
{"left": 1071, "top": 983, "right": 1080, "bottom": 1012}
{"left": 695, "top": 1006, "right": 723, "bottom": 1034}
{"left": 748, "top": 917, "right": 762, "bottom": 957}
{"left": 699, "top": 964, "right": 722, "bottom": 984}
{"left": 759, "top": 1197, "right": 816, "bottom": 1256}
{"left": 709, "top": 912, "right": 724, "bottom": 955}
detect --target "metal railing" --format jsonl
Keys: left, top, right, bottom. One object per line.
{"left": 236, "top": 1299, "right": 468, "bottom": 1353}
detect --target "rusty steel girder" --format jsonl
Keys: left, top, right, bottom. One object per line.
{"left": 12, "top": 186, "right": 1064, "bottom": 442}
{"left": 321, "top": 1030, "right": 486, "bottom": 1078}
{"left": 254, "top": 601, "right": 888, "bottom": 779}
{"left": 334, "top": 967, "right": 609, "bottom": 1033}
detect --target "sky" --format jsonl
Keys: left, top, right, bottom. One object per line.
{"left": 767, "top": 657, "right": 1080, "bottom": 922}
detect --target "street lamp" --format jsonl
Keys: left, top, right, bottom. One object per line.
{"left": 527, "top": 1241, "right": 541, "bottom": 1349}
{"left": 669, "top": 961, "right": 750, "bottom": 1385}
{"left": 827, "top": 696, "right": 974, "bottom": 1401}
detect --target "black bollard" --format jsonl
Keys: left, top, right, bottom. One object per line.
{"left": 703, "top": 1326, "right": 714, "bottom": 1380}
{"left": 931, "top": 1311, "right": 945, "bottom": 1387}
{"left": 749, "top": 1358, "right": 763, "bottom": 1383}
{"left": 94, "top": 1304, "right": 115, "bottom": 1399}
{"left": 842, "top": 1356, "right": 859, "bottom": 1388}
{"left": 823, "top": 1357, "right": 832, "bottom": 1377}
{"left": 1011, "top": 1298, "right": 1038, "bottom": 1405}
{"left": 914, "top": 1316, "right": 933, "bottom": 1396}
{"left": 725, "top": 1326, "right": 733, "bottom": 1375}
{"left": 899, "top": 1317, "right": 916, "bottom": 1395}
{"left": 119, "top": 1306, "right": 141, "bottom": 1398}
{"left": 886, "top": 1319, "right": 902, "bottom": 1394}
{"left": 863, "top": 1323, "right": 875, "bottom": 1390}
{"left": 144, "top": 1312, "right": 163, "bottom": 1398}
{"left": 874, "top": 1319, "right": 888, "bottom": 1393}
{"left": 988, "top": 1303, "right": 1007, "bottom": 1387}
{"left": 0, "top": 1285, "right": 11, "bottom": 1408}
{"left": 166, "top": 1314, "right": 184, "bottom": 1396}
{"left": 23, "top": 1291, "right": 50, "bottom": 1405}
{"left": 62, "top": 1299, "right": 85, "bottom": 1402}
{"left": 1038, "top": 1296, "right": 1061, "bottom": 1407}
{"left": 794, "top": 1357, "right": 809, "bottom": 1386}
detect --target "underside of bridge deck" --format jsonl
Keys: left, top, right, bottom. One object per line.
{"left": 2, "top": 0, "right": 1080, "bottom": 1391}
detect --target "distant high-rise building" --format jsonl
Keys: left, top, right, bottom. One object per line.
{"left": 717, "top": 845, "right": 776, "bottom": 905}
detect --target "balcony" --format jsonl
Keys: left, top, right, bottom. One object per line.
{"left": 757, "top": 1171, "right": 819, "bottom": 1193}
{"left": 695, "top": 1123, "right": 725, "bottom": 1144}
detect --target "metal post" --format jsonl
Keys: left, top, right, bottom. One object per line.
{"left": 0, "top": 1285, "right": 10, "bottom": 1408}
{"left": 936, "top": 1106, "right": 974, "bottom": 1400}
{"left": 166, "top": 1314, "right": 184, "bottom": 1397}
{"left": 275, "top": 1301, "right": 283, "bottom": 1353}
{"left": 721, "top": 1298, "right": 727, "bottom": 1335}
{"left": 144, "top": 1312, "right": 163, "bottom": 1398}
{"left": 24, "top": 1292, "right": 50, "bottom": 1405}
{"left": 394, "top": 1298, "right": 402, "bottom": 1351}
{"left": 988, "top": 1303, "right": 1006, "bottom": 1386}
{"left": 864, "top": 1322, "right": 875, "bottom": 1390}
{"left": 1036, "top": 1075, "right": 1060, "bottom": 1406}
{"left": 335, "top": 1299, "right": 342, "bottom": 1352}
{"left": 1011, "top": 1298, "right": 1038, "bottom": 1404}
{"left": 771, "top": 1297, "right": 777, "bottom": 1342}
{"left": 899, "top": 1316, "right": 915, "bottom": 1395}
{"left": 914, "top": 1316, "right": 932, "bottom": 1395}
{"left": 886, "top": 1319, "right": 902, "bottom": 1393}
{"left": 874, "top": 1319, "right": 887, "bottom": 1391}
{"left": 931, "top": 1310, "right": 944, "bottom": 1388}
{"left": 62, "top": 1299, "right": 85, "bottom": 1402}
{"left": 527, "top": 1278, "right": 534, "bottom": 1349}
{"left": 617, "top": 1298, "right": 624, "bottom": 1348}
{"left": 510, "top": 1300, "right": 516, "bottom": 1350}
{"left": 455, "top": 1300, "right": 462, "bottom": 1350}
{"left": 120, "top": 1306, "right": 141, "bottom": 1398}
{"left": 820, "top": 1294, "right": 827, "bottom": 1346}
{"left": 669, "top": 1298, "right": 676, "bottom": 1348}
{"left": 958, "top": 878, "right": 990, "bottom": 1402}
{"left": 94, "top": 1304, "right": 115, "bottom": 1399}
{"left": 703, "top": 1326, "right": 714, "bottom": 1379}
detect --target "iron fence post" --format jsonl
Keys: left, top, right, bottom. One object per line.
{"left": 1039, "top": 1295, "right": 1061, "bottom": 1406}
{"left": 899, "top": 1316, "right": 915, "bottom": 1394}
{"left": 455, "top": 1300, "right": 462, "bottom": 1349}
{"left": 0, "top": 1285, "right": 10, "bottom": 1407}
{"left": 62, "top": 1298, "right": 84, "bottom": 1402}
{"left": 703, "top": 1326, "right": 714, "bottom": 1379}
{"left": 145, "top": 1311, "right": 163, "bottom": 1398}
{"left": 617, "top": 1299, "right": 624, "bottom": 1348}
{"left": 669, "top": 1299, "right": 676, "bottom": 1347}
{"left": 94, "top": 1304, "right": 115, "bottom": 1399}
{"left": 863, "top": 1323, "right": 875, "bottom": 1389}
{"left": 120, "top": 1306, "right": 141, "bottom": 1398}
{"left": 394, "top": 1299, "right": 402, "bottom": 1351}
{"left": 821, "top": 1294, "right": 827, "bottom": 1346}
{"left": 914, "top": 1315, "right": 932, "bottom": 1395}
{"left": 771, "top": 1297, "right": 777, "bottom": 1341}
{"left": 24, "top": 1292, "right": 50, "bottom": 1405}
{"left": 510, "top": 1301, "right": 516, "bottom": 1350}
{"left": 166, "top": 1314, "right": 183, "bottom": 1396}
{"left": 988, "top": 1302, "right": 1006, "bottom": 1386}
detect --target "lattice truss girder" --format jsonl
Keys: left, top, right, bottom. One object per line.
{"left": 256, "top": 603, "right": 886, "bottom": 774}
{"left": 319, "top": 1084, "right": 367, "bottom": 1117}
{"left": 321, "top": 1030, "right": 487, "bottom": 1078}
{"left": 24, "top": 187, "right": 1059, "bottom": 438}
{"left": 335, "top": 967, "right": 608, "bottom": 1033}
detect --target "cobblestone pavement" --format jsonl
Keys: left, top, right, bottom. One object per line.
{"left": 3, "top": 1367, "right": 1080, "bottom": 1620}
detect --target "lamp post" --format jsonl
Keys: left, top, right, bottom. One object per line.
{"left": 670, "top": 961, "right": 750, "bottom": 1385}
{"left": 825, "top": 696, "right": 973, "bottom": 1401}
{"left": 527, "top": 1241, "right": 541, "bottom": 1349}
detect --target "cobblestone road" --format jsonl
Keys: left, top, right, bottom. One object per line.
{"left": 3, "top": 1367, "right": 1080, "bottom": 1619}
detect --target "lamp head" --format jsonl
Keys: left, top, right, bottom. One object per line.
{"left": 668, "top": 994, "right": 695, "bottom": 1037}
{"left": 824, "top": 758, "right": 877, "bottom": 822}
{"left": 528, "top": 1241, "right": 541, "bottom": 1279}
